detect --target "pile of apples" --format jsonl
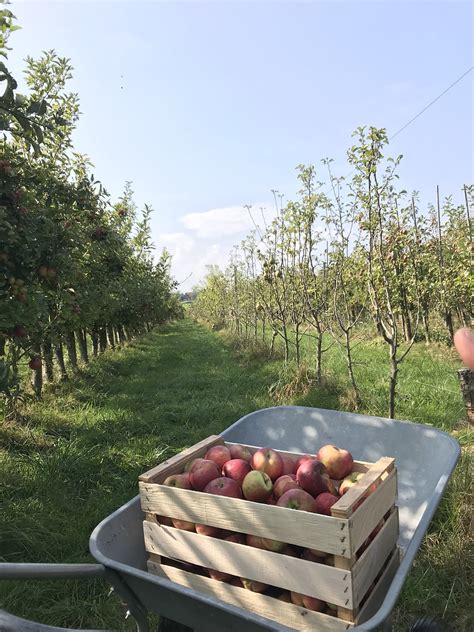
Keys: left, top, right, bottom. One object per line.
{"left": 157, "top": 442, "right": 370, "bottom": 614}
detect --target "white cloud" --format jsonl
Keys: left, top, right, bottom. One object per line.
{"left": 181, "top": 204, "right": 274, "bottom": 239}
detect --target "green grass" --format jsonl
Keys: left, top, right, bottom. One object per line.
{"left": 1, "top": 318, "right": 472, "bottom": 629}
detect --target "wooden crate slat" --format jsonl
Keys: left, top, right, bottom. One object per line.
{"left": 331, "top": 457, "right": 395, "bottom": 519}
{"left": 349, "top": 469, "right": 397, "bottom": 554}
{"left": 139, "top": 435, "right": 223, "bottom": 483}
{"left": 357, "top": 548, "right": 400, "bottom": 624}
{"left": 143, "top": 521, "right": 354, "bottom": 608}
{"left": 140, "top": 483, "right": 350, "bottom": 556}
{"left": 148, "top": 561, "right": 354, "bottom": 632}
{"left": 352, "top": 507, "right": 399, "bottom": 603}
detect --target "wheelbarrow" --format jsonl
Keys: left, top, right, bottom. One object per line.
{"left": 0, "top": 406, "right": 460, "bottom": 631}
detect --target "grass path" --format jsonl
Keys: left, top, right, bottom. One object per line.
{"left": 1, "top": 319, "right": 471, "bottom": 629}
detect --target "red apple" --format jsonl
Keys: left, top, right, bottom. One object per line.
{"left": 189, "top": 459, "right": 221, "bottom": 491}
{"left": 195, "top": 524, "right": 221, "bottom": 537}
{"left": 242, "top": 470, "right": 273, "bottom": 502}
{"left": 12, "top": 325, "right": 27, "bottom": 338}
{"left": 317, "top": 445, "right": 353, "bottom": 479}
{"left": 222, "top": 459, "right": 251, "bottom": 484}
{"left": 314, "top": 492, "right": 339, "bottom": 515}
{"left": 28, "top": 357, "right": 42, "bottom": 371}
{"left": 278, "top": 591, "right": 292, "bottom": 603}
{"left": 245, "top": 534, "right": 266, "bottom": 549}
{"left": 260, "top": 537, "right": 286, "bottom": 553}
{"left": 281, "top": 454, "right": 296, "bottom": 475}
{"left": 266, "top": 494, "right": 277, "bottom": 505}
{"left": 205, "top": 445, "right": 231, "bottom": 469}
{"left": 184, "top": 457, "right": 200, "bottom": 472}
{"left": 156, "top": 515, "right": 173, "bottom": 526}
{"left": 294, "top": 454, "right": 316, "bottom": 474}
{"left": 296, "top": 459, "right": 328, "bottom": 497}
{"left": 273, "top": 474, "right": 299, "bottom": 499}
{"left": 163, "top": 473, "right": 191, "bottom": 489}
{"left": 229, "top": 577, "right": 243, "bottom": 587}
{"left": 302, "top": 548, "right": 327, "bottom": 562}
{"left": 302, "top": 595, "right": 326, "bottom": 612}
{"left": 290, "top": 591, "right": 305, "bottom": 607}
{"left": 229, "top": 444, "right": 252, "bottom": 462}
{"left": 277, "top": 488, "right": 315, "bottom": 512}
{"left": 339, "top": 471, "right": 365, "bottom": 495}
{"left": 251, "top": 448, "right": 283, "bottom": 481}
{"left": 224, "top": 533, "right": 245, "bottom": 545}
{"left": 241, "top": 578, "right": 267, "bottom": 592}
{"left": 204, "top": 476, "right": 243, "bottom": 498}
{"left": 172, "top": 518, "right": 195, "bottom": 531}
{"left": 208, "top": 568, "right": 232, "bottom": 582}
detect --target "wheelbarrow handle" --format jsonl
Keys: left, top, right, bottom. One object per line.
{"left": 0, "top": 563, "right": 106, "bottom": 580}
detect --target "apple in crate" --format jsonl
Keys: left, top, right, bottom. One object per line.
{"left": 246, "top": 534, "right": 266, "bottom": 549}
{"left": 302, "top": 595, "right": 326, "bottom": 612}
{"left": 195, "top": 524, "right": 221, "bottom": 537}
{"left": 229, "top": 577, "right": 243, "bottom": 587}
{"left": 163, "top": 473, "right": 191, "bottom": 489}
{"left": 260, "top": 537, "right": 286, "bottom": 553}
{"left": 339, "top": 471, "right": 365, "bottom": 495}
{"left": 317, "top": 445, "right": 353, "bottom": 479}
{"left": 294, "top": 454, "right": 316, "bottom": 473}
{"left": 242, "top": 470, "right": 273, "bottom": 502}
{"left": 277, "top": 488, "right": 315, "bottom": 512}
{"left": 189, "top": 459, "right": 221, "bottom": 491}
{"left": 225, "top": 533, "right": 245, "bottom": 545}
{"left": 229, "top": 444, "right": 252, "bottom": 462}
{"left": 241, "top": 578, "right": 268, "bottom": 592}
{"left": 273, "top": 474, "right": 298, "bottom": 499}
{"left": 204, "top": 476, "right": 243, "bottom": 498}
{"left": 278, "top": 591, "right": 292, "bottom": 603}
{"left": 314, "top": 492, "right": 339, "bottom": 515}
{"left": 205, "top": 445, "right": 232, "bottom": 469}
{"left": 251, "top": 448, "right": 283, "bottom": 481}
{"left": 296, "top": 459, "right": 328, "bottom": 496}
{"left": 155, "top": 514, "right": 173, "bottom": 527}
{"left": 171, "top": 518, "right": 195, "bottom": 531}
{"left": 301, "top": 548, "right": 326, "bottom": 562}
{"left": 281, "top": 545, "right": 300, "bottom": 557}
{"left": 281, "top": 454, "right": 296, "bottom": 475}
{"left": 208, "top": 568, "right": 232, "bottom": 582}
{"left": 222, "top": 458, "right": 251, "bottom": 484}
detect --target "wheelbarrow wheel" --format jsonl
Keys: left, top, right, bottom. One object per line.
{"left": 409, "top": 616, "right": 450, "bottom": 631}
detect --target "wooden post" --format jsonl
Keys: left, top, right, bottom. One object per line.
{"left": 458, "top": 368, "right": 474, "bottom": 425}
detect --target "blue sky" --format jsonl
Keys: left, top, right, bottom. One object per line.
{"left": 9, "top": 1, "right": 473, "bottom": 290}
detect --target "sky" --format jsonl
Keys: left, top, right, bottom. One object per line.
{"left": 7, "top": 0, "right": 474, "bottom": 290}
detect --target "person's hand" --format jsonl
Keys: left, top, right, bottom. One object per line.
{"left": 454, "top": 327, "right": 474, "bottom": 370}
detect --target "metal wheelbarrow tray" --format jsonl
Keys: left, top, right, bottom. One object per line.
{"left": 0, "top": 406, "right": 460, "bottom": 631}
{"left": 89, "top": 406, "right": 460, "bottom": 631}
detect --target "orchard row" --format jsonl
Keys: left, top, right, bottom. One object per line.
{"left": 0, "top": 12, "right": 181, "bottom": 414}
{"left": 191, "top": 128, "right": 472, "bottom": 417}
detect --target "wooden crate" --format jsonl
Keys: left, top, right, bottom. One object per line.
{"left": 139, "top": 435, "right": 399, "bottom": 631}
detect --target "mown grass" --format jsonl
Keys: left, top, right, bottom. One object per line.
{"left": 1, "top": 318, "right": 472, "bottom": 630}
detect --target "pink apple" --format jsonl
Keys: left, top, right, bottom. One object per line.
{"left": 339, "top": 471, "right": 365, "bottom": 495}
{"left": 228, "top": 444, "right": 252, "bottom": 462}
{"left": 294, "top": 454, "right": 316, "bottom": 474}
{"left": 296, "top": 459, "right": 328, "bottom": 497}
{"left": 195, "top": 524, "right": 221, "bottom": 537}
{"left": 172, "top": 518, "right": 195, "bottom": 531}
{"left": 290, "top": 591, "right": 305, "bottom": 607}
{"left": 241, "top": 578, "right": 267, "bottom": 592}
{"left": 277, "top": 488, "right": 315, "bottom": 512}
{"left": 281, "top": 454, "right": 296, "bottom": 475}
{"left": 205, "top": 445, "right": 232, "bottom": 469}
{"left": 222, "top": 459, "right": 251, "bottom": 484}
{"left": 242, "top": 470, "right": 273, "bottom": 502}
{"left": 251, "top": 448, "right": 283, "bottom": 481}
{"left": 314, "top": 492, "right": 339, "bottom": 515}
{"left": 163, "top": 473, "right": 191, "bottom": 489}
{"left": 189, "top": 459, "right": 221, "bottom": 491}
{"left": 273, "top": 474, "right": 299, "bottom": 499}
{"left": 317, "top": 445, "right": 354, "bottom": 479}
{"left": 204, "top": 476, "right": 243, "bottom": 498}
